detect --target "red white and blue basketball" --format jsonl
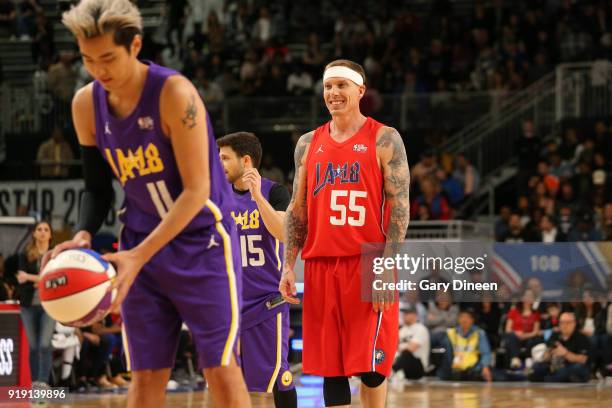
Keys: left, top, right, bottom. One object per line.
{"left": 38, "top": 248, "right": 117, "bottom": 327}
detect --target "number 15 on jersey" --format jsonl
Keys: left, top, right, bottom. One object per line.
{"left": 239, "top": 235, "right": 264, "bottom": 267}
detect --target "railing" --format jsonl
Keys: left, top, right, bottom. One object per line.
{"left": 405, "top": 220, "right": 494, "bottom": 241}
{"left": 0, "top": 85, "right": 510, "bottom": 137}
{"left": 438, "top": 61, "right": 612, "bottom": 182}
{"left": 555, "top": 61, "right": 612, "bottom": 121}
{"left": 437, "top": 71, "right": 558, "bottom": 175}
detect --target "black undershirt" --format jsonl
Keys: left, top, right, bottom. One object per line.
{"left": 232, "top": 183, "right": 290, "bottom": 211}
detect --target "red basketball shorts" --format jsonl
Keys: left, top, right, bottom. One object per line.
{"left": 302, "top": 255, "right": 399, "bottom": 377}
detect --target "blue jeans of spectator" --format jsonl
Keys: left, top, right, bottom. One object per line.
{"left": 430, "top": 330, "right": 448, "bottom": 349}
{"left": 530, "top": 362, "right": 590, "bottom": 382}
{"left": 20, "top": 305, "right": 55, "bottom": 383}
{"left": 437, "top": 333, "right": 483, "bottom": 381}
{"left": 503, "top": 332, "right": 542, "bottom": 366}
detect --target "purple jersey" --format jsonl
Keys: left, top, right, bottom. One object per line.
{"left": 93, "top": 62, "right": 235, "bottom": 234}
{"left": 230, "top": 178, "right": 286, "bottom": 328}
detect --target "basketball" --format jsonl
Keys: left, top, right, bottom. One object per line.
{"left": 38, "top": 248, "right": 117, "bottom": 327}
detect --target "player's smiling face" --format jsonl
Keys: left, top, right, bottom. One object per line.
{"left": 219, "top": 146, "right": 245, "bottom": 184}
{"left": 77, "top": 32, "right": 142, "bottom": 91}
{"left": 323, "top": 77, "right": 365, "bottom": 115}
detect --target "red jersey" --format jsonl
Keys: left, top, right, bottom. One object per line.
{"left": 302, "top": 117, "right": 389, "bottom": 258}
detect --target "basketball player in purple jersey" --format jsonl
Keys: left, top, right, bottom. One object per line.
{"left": 42, "top": 1, "right": 251, "bottom": 407}
{"left": 217, "top": 133, "right": 297, "bottom": 408}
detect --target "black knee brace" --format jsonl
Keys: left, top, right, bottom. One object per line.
{"left": 273, "top": 383, "right": 297, "bottom": 408}
{"left": 360, "top": 372, "right": 386, "bottom": 388}
{"left": 323, "top": 376, "right": 351, "bottom": 406}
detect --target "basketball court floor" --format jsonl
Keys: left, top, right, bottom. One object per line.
{"left": 3, "top": 375, "right": 611, "bottom": 407}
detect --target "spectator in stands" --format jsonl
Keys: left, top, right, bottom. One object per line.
{"left": 75, "top": 326, "right": 116, "bottom": 390}
{"left": 503, "top": 289, "right": 542, "bottom": 369}
{"left": 165, "top": 0, "right": 187, "bottom": 52}
{"left": 495, "top": 205, "right": 511, "bottom": 241}
{"left": 548, "top": 152, "right": 573, "bottom": 179}
{"left": 436, "top": 169, "right": 463, "bottom": 206}
{"left": 400, "top": 289, "right": 427, "bottom": 325}
{"left": 203, "top": 11, "right": 225, "bottom": 55}
{"left": 540, "top": 302, "right": 561, "bottom": 341}
{"left": 252, "top": 6, "right": 272, "bottom": 45}
{"left": 10, "top": 221, "right": 55, "bottom": 386}
{"left": 16, "top": 0, "right": 40, "bottom": 40}
{"left": 572, "top": 161, "right": 594, "bottom": 198}
{"left": 411, "top": 152, "right": 438, "bottom": 188}
{"left": 193, "top": 67, "right": 224, "bottom": 105}
{"left": 302, "top": 33, "right": 325, "bottom": 76}
{"left": 575, "top": 290, "right": 610, "bottom": 374}
{"left": 0, "top": 0, "right": 16, "bottom": 38}
{"left": 425, "top": 290, "right": 459, "bottom": 347}
{"left": 411, "top": 176, "right": 452, "bottom": 220}
{"left": 592, "top": 120, "right": 610, "bottom": 155}
{"left": 528, "top": 312, "right": 591, "bottom": 382}
{"left": 515, "top": 119, "right": 541, "bottom": 193}
{"left": 476, "top": 294, "right": 502, "bottom": 349}
{"left": 51, "top": 322, "right": 80, "bottom": 388}
{"left": 392, "top": 304, "right": 430, "bottom": 382}
{"left": 47, "top": 50, "right": 77, "bottom": 123}
{"left": 559, "top": 127, "right": 580, "bottom": 163}
{"left": 438, "top": 308, "right": 493, "bottom": 382}
{"left": 563, "top": 270, "right": 592, "bottom": 303}
{"left": 91, "top": 314, "right": 129, "bottom": 387}
{"left": 567, "top": 211, "right": 602, "bottom": 241}
{"left": 558, "top": 205, "right": 574, "bottom": 235}
{"left": 575, "top": 138, "right": 596, "bottom": 166}
{"left": 452, "top": 153, "right": 480, "bottom": 198}
{"left": 536, "top": 214, "right": 566, "bottom": 243}
{"left": 500, "top": 213, "right": 528, "bottom": 242}
{"left": 286, "top": 62, "right": 313, "bottom": 96}
{"left": 36, "top": 126, "right": 74, "bottom": 178}
{"left": 525, "top": 277, "right": 545, "bottom": 312}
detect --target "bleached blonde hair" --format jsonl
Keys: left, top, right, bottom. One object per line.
{"left": 62, "top": 0, "right": 142, "bottom": 45}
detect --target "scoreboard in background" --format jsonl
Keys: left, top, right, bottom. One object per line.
{"left": 0, "top": 306, "right": 30, "bottom": 387}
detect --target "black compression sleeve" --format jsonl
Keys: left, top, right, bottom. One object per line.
{"left": 75, "top": 146, "right": 114, "bottom": 236}
{"left": 269, "top": 183, "right": 290, "bottom": 211}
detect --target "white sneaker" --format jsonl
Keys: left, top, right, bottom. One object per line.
{"left": 510, "top": 357, "right": 521, "bottom": 369}
{"left": 166, "top": 379, "right": 179, "bottom": 390}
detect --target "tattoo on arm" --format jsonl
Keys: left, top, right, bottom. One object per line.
{"left": 283, "top": 131, "right": 313, "bottom": 269}
{"left": 377, "top": 128, "right": 410, "bottom": 246}
{"left": 181, "top": 94, "right": 197, "bottom": 129}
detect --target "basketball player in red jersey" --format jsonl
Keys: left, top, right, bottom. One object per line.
{"left": 279, "top": 59, "right": 410, "bottom": 407}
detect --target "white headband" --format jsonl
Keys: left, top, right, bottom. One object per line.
{"left": 323, "top": 66, "right": 364, "bottom": 86}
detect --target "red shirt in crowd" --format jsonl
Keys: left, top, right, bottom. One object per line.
{"left": 508, "top": 307, "right": 541, "bottom": 333}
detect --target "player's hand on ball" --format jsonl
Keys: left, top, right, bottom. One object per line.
{"left": 279, "top": 269, "right": 300, "bottom": 304}
{"left": 372, "top": 266, "right": 396, "bottom": 313}
{"left": 42, "top": 231, "right": 92, "bottom": 271}
{"left": 103, "top": 249, "right": 146, "bottom": 314}
{"left": 242, "top": 168, "right": 262, "bottom": 199}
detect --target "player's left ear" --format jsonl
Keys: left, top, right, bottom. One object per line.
{"left": 242, "top": 154, "right": 253, "bottom": 169}
{"left": 358, "top": 85, "right": 366, "bottom": 98}
{"left": 130, "top": 34, "right": 142, "bottom": 57}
